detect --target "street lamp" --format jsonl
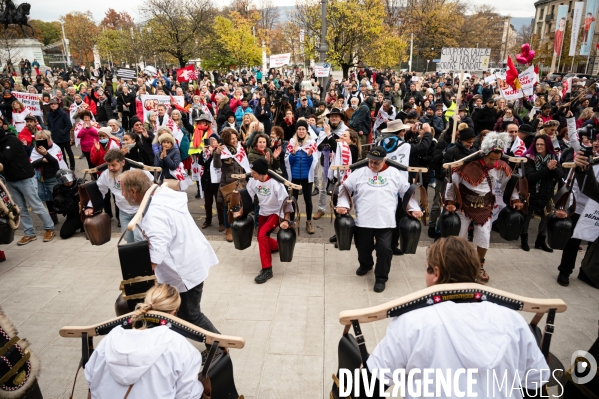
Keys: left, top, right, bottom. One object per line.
{"left": 318, "top": 0, "right": 329, "bottom": 90}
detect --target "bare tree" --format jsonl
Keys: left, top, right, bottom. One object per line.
{"left": 257, "top": 0, "right": 280, "bottom": 32}
{"left": 139, "top": 0, "right": 217, "bottom": 67}
{"left": 0, "top": 27, "right": 22, "bottom": 74}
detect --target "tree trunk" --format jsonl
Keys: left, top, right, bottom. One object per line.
{"left": 341, "top": 63, "right": 350, "bottom": 79}
{"left": 178, "top": 55, "right": 186, "bottom": 68}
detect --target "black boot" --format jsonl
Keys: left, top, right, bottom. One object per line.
{"left": 520, "top": 233, "right": 530, "bottom": 251}
{"left": 329, "top": 235, "right": 337, "bottom": 243}
{"left": 428, "top": 225, "right": 439, "bottom": 239}
{"left": 254, "top": 267, "right": 273, "bottom": 284}
{"left": 49, "top": 212, "right": 59, "bottom": 225}
{"left": 557, "top": 272, "right": 570, "bottom": 286}
{"left": 467, "top": 225, "right": 473, "bottom": 242}
{"left": 535, "top": 235, "right": 553, "bottom": 253}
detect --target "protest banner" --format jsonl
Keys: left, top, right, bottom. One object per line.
{"left": 438, "top": 48, "right": 491, "bottom": 71}
{"left": 440, "top": 48, "right": 491, "bottom": 142}
{"left": 314, "top": 62, "right": 331, "bottom": 77}
{"left": 498, "top": 66, "right": 534, "bottom": 100}
{"left": 269, "top": 53, "right": 291, "bottom": 68}
{"left": 116, "top": 68, "right": 137, "bottom": 80}
{"left": 12, "top": 91, "right": 42, "bottom": 116}
{"left": 140, "top": 95, "right": 185, "bottom": 122}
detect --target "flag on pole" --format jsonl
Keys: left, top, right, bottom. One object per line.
{"left": 176, "top": 65, "right": 195, "bottom": 82}
{"left": 506, "top": 56, "right": 521, "bottom": 91}
{"left": 562, "top": 77, "right": 572, "bottom": 98}
{"left": 533, "top": 65, "right": 539, "bottom": 85}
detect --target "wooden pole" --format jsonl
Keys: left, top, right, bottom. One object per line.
{"left": 451, "top": 70, "right": 465, "bottom": 143}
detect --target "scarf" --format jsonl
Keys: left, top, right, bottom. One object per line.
{"left": 327, "top": 141, "right": 352, "bottom": 182}
{"left": 30, "top": 144, "right": 69, "bottom": 179}
{"left": 220, "top": 142, "right": 250, "bottom": 172}
{"left": 284, "top": 117, "right": 295, "bottom": 126}
{"left": 502, "top": 116, "right": 514, "bottom": 122}
{"left": 192, "top": 124, "right": 211, "bottom": 149}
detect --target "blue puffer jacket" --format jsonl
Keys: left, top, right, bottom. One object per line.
{"left": 288, "top": 148, "right": 313, "bottom": 180}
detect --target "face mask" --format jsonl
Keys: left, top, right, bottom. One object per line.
{"left": 99, "top": 138, "right": 109, "bottom": 144}
{"left": 351, "top": 104, "right": 358, "bottom": 110}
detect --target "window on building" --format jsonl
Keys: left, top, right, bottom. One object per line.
{"left": 540, "top": 7, "right": 545, "bottom": 19}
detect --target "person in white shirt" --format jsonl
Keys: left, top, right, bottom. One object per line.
{"left": 119, "top": 169, "right": 221, "bottom": 339}
{"left": 336, "top": 146, "right": 422, "bottom": 293}
{"left": 445, "top": 133, "right": 523, "bottom": 283}
{"left": 85, "top": 283, "right": 204, "bottom": 399}
{"left": 366, "top": 237, "right": 549, "bottom": 399}
{"left": 83, "top": 149, "right": 153, "bottom": 243}
{"left": 233, "top": 158, "right": 292, "bottom": 284}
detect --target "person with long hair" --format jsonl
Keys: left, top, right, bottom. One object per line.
{"left": 366, "top": 237, "right": 550, "bottom": 397}
{"left": 84, "top": 284, "right": 204, "bottom": 398}
{"left": 286, "top": 120, "right": 316, "bottom": 234}
{"left": 120, "top": 132, "right": 150, "bottom": 165}
{"left": 214, "top": 128, "right": 249, "bottom": 242}
{"left": 521, "top": 134, "right": 563, "bottom": 252}
{"left": 254, "top": 96, "right": 272, "bottom": 135}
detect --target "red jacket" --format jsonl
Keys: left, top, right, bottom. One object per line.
{"left": 83, "top": 95, "right": 97, "bottom": 115}
{"left": 90, "top": 137, "right": 121, "bottom": 167}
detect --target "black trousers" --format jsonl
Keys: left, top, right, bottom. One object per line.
{"left": 557, "top": 213, "right": 581, "bottom": 276}
{"left": 56, "top": 141, "right": 75, "bottom": 170}
{"left": 291, "top": 179, "right": 313, "bottom": 220}
{"left": 204, "top": 182, "right": 224, "bottom": 226}
{"left": 103, "top": 192, "right": 119, "bottom": 220}
{"left": 59, "top": 213, "right": 83, "bottom": 239}
{"left": 391, "top": 202, "right": 407, "bottom": 249}
{"left": 355, "top": 227, "right": 393, "bottom": 283}
{"left": 178, "top": 282, "right": 220, "bottom": 336}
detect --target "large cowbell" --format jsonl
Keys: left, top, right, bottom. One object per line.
{"left": 497, "top": 206, "right": 524, "bottom": 241}
{"left": 438, "top": 210, "right": 461, "bottom": 237}
{"left": 546, "top": 214, "right": 574, "bottom": 250}
{"left": 277, "top": 227, "right": 296, "bottom": 262}
{"left": 399, "top": 216, "right": 421, "bottom": 254}
{"left": 334, "top": 214, "right": 355, "bottom": 251}
{"left": 232, "top": 215, "right": 254, "bottom": 250}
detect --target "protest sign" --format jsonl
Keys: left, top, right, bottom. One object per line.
{"left": 12, "top": 91, "right": 42, "bottom": 116}
{"left": 314, "top": 62, "right": 331, "bottom": 77}
{"left": 116, "top": 68, "right": 137, "bottom": 80}
{"left": 140, "top": 95, "right": 185, "bottom": 122}
{"left": 269, "top": 53, "right": 291, "bottom": 68}
{"left": 438, "top": 48, "right": 491, "bottom": 71}
{"left": 498, "top": 66, "right": 535, "bottom": 100}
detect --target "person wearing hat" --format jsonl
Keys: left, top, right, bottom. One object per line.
{"left": 456, "top": 104, "right": 474, "bottom": 130}
{"left": 273, "top": 93, "right": 294, "bottom": 126}
{"left": 129, "top": 115, "right": 155, "bottom": 161}
{"left": 419, "top": 104, "right": 444, "bottom": 137}
{"left": 471, "top": 97, "right": 498, "bottom": 134}
{"left": 335, "top": 146, "right": 422, "bottom": 292}
{"left": 18, "top": 114, "right": 40, "bottom": 155}
{"left": 232, "top": 158, "right": 293, "bottom": 284}
{"left": 90, "top": 126, "right": 121, "bottom": 167}
{"left": 313, "top": 107, "right": 348, "bottom": 220}
{"left": 286, "top": 119, "right": 317, "bottom": 234}
{"left": 294, "top": 96, "right": 315, "bottom": 120}
{"left": 445, "top": 133, "right": 523, "bottom": 283}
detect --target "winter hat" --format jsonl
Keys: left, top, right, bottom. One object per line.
{"left": 458, "top": 127, "right": 476, "bottom": 141}
{"left": 251, "top": 158, "right": 269, "bottom": 175}
{"left": 295, "top": 119, "right": 308, "bottom": 131}
{"left": 129, "top": 116, "right": 141, "bottom": 130}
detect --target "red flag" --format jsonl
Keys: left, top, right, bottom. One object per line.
{"left": 506, "top": 56, "right": 521, "bottom": 91}
{"left": 176, "top": 65, "right": 195, "bottom": 82}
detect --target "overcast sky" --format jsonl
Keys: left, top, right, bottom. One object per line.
{"left": 28, "top": 0, "right": 535, "bottom": 22}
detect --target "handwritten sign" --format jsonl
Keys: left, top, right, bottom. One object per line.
{"left": 438, "top": 48, "right": 491, "bottom": 71}
{"left": 269, "top": 53, "right": 291, "bottom": 68}
{"left": 12, "top": 91, "right": 42, "bottom": 116}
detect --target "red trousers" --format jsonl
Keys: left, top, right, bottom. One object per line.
{"left": 258, "top": 214, "right": 279, "bottom": 269}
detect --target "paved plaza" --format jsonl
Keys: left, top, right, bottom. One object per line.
{"left": 0, "top": 232, "right": 597, "bottom": 398}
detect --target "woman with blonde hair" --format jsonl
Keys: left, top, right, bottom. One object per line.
{"left": 576, "top": 107, "right": 593, "bottom": 129}
{"left": 84, "top": 284, "right": 204, "bottom": 398}
{"left": 12, "top": 100, "right": 29, "bottom": 132}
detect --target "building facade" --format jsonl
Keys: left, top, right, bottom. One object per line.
{"left": 534, "top": 0, "right": 599, "bottom": 73}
